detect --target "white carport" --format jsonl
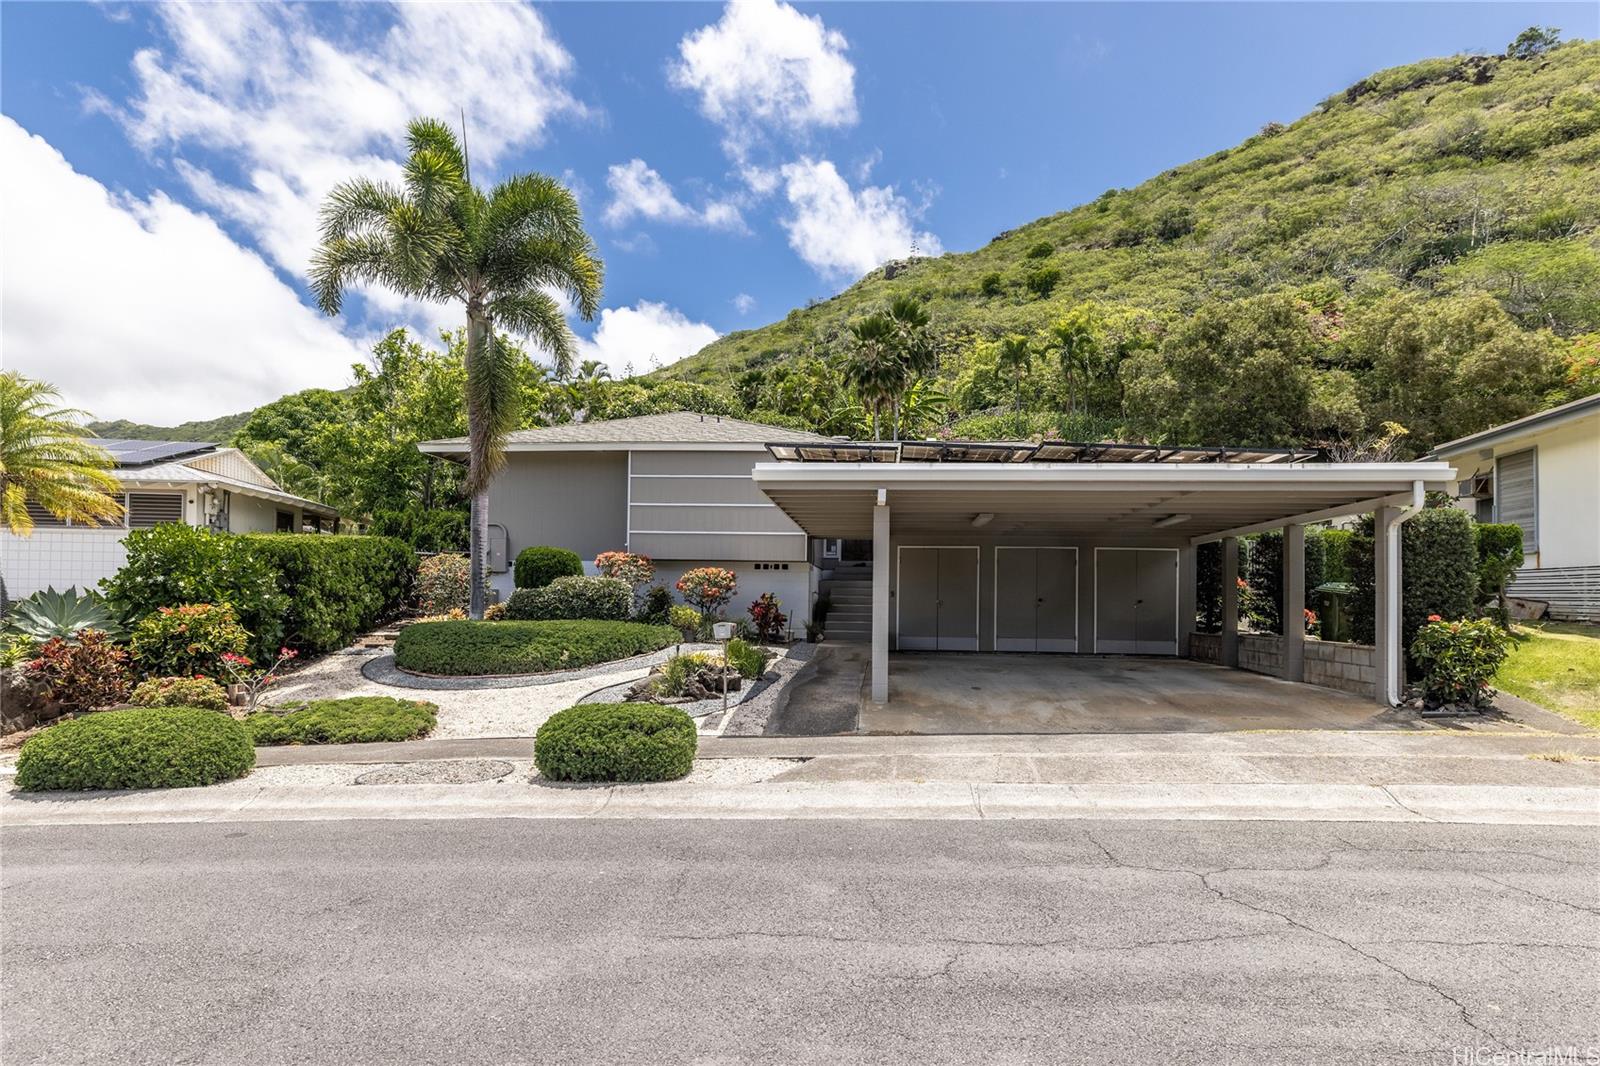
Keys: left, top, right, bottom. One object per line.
{"left": 753, "top": 445, "right": 1457, "bottom": 708}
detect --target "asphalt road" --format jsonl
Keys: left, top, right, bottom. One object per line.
{"left": 3, "top": 819, "right": 1597, "bottom": 1065}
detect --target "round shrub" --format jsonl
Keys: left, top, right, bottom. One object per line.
{"left": 15, "top": 707, "right": 255, "bottom": 791}
{"left": 668, "top": 605, "right": 702, "bottom": 640}
{"left": 130, "top": 675, "right": 228, "bottom": 711}
{"left": 416, "top": 553, "right": 470, "bottom": 615}
{"left": 505, "top": 575, "right": 631, "bottom": 621}
{"left": 244, "top": 696, "right": 437, "bottom": 745}
{"left": 1411, "top": 616, "right": 1512, "bottom": 709}
{"left": 394, "top": 620, "right": 680, "bottom": 676}
{"left": 514, "top": 546, "right": 583, "bottom": 589}
{"left": 129, "top": 603, "right": 250, "bottom": 678}
{"left": 534, "top": 702, "right": 696, "bottom": 783}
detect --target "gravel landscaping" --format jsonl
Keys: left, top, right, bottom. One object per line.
{"left": 187, "top": 756, "right": 804, "bottom": 790}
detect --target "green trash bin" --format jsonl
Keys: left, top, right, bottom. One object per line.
{"left": 1315, "top": 581, "right": 1356, "bottom": 643}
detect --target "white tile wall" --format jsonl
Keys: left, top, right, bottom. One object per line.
{"left": 0, "top": 529, "right": 131, "bottom": 599}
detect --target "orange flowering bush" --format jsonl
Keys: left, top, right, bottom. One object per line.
{"left": 128, "top": 604, "right": 250, "bottom": 679}
{"left": 676, "top": 567, "right": 737, "bottom": 619}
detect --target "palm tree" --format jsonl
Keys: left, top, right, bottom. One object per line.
{"left": 843, "top": 315, "right": 901, "bottom": 440}
{"left": 1048, "top": 309, "right": 1102, "bottom": 419}
{"left": 312, "top": 118, "right": 602, "bottom": 618}
{"left": 995, "top": 334, "right": 1033, "bottom": 434}
{"left": 884, "top": 295, "right": 935, "bottom": 441}
{"left": 0, "top": 371, "right": 124, "bottom": 536}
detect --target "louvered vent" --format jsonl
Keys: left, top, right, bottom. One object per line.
{"left": 23, "top": 501, "right": 69, "bottom": 528}
{"left": 1494, "top": 449, "right": 1538, "bottom": 553}
{"left": 127, "top": 493, "right": 184, "bottom": 528}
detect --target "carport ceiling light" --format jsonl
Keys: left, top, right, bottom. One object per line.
{"left": 1152, "top": 513, "right": 1192, "bottom": 528}
{"left": 971, "top": 512, "right": 995, "bottom": 527}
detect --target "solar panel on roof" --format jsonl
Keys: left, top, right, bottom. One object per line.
{"left": 766, "top": 438, "right": 1321, "bottom": 465}
{"left": 87, "top": 438, "right": 216, "bottom": 467}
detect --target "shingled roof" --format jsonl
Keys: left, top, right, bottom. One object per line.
{"left": 421, "top": 411, "right": 834, "bottom": 452}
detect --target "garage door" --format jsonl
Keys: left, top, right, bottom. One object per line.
{"left": 897, "top": 547, "right": 979, "bottom": 651}
{"left": 995, "top": 547, "right": 1078, "bottom": 652}
{"left": 1095, "top": 548, "right": 1178, "bottom": 655}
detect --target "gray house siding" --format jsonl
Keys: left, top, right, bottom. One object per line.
{"left": 487, "top": 451, "right": 628, "bottom": 597}
{"left": 627, "top": 449, "right": 808, "bottom": 563}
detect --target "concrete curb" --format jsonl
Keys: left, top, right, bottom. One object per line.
{"left": 4, "top": 780, "right": 1595, "bottom": 828}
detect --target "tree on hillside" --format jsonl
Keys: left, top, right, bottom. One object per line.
{"left": 312, "top": 118, "right": 602, "bottom": 617}
{"left": 1507, "top": 26, "right": 1561, "bottom": 60}
{"left": 1047, "top": 306, "right": 1103, "bottom": 419}
{"left": 885, "top": 295, "right": 937, "bottom": 440}
{"left": 843, "top": 314, "right": 901, "bottom": 441}
{"left": 0, "top": 371, "right": 123, "bottom": 536}
{"left": 994, "top": 334, "right": 1034, "bottom": 433}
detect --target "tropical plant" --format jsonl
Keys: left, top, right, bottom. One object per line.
{"left": 0, "top": 371, "right": 123, "bottom": 535}
{"left": 676, "top": 567, "right": 737, "bottom": 620}
{"left": 312, "top": 117, "right": 603, "bottom": 619}
{"left": 130, "top": 675, "right": 229, "bottom": 711}
{"left": 994, "top": 334, "right": 1033, "bottom": 426}
{"left": 1411, "top": 615, "right": 1512, "bottom": 708}
{"left": 128, "top": 604, "right": 251, "bottom": 679}
{"left": 747, "top": 593, "right": 788, "bottom": 643}
{"left": 843, "top": 314, "right": 901, "bottom": 440}
{"left": 884, "top": 295, "right": 936, "bottom": 440}
{"left": 25, "top": 631, "right": 132, "bottom": 710}
{"left": 416, "top": 553, "right": 470, "bottom": 615}
{"left": 668, "top": 605, "right": 702, "bottom": 641}
{"left": 5, "top": 587, "right": 126, "bottom": 643}
{"left": 595, "top": 551, "right": 655, "bottom": 592}
{"left": 218, "top": 646, "right": 299, "bottom": 713}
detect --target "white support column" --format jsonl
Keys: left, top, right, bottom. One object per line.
{"left": 1282, "top": 523, "right": 1305, "bottom": 683}
{"left": 1177, "top": 546, "right": 1196, "bottom": 658}
{"left": 871, "top": 491, "right": 890, "bottom": 705}
{"left": 1221, "top": 536, "right": 1240, "bottom": 668}
{"left": 1374, "top": 505, "right": 1401, "bottom": 706}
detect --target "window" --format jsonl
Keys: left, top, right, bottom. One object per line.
{"left": 275, "top": 510, "right": 295, "bottom": 532}
{"left": 126, "top": 493, "right": 184, "bottom": 528}
{"left": 1494, "top": 448, "right": 1538, "bottom": 554}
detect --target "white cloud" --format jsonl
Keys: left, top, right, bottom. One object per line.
{"left": 670, "top": 0, "right": 856, "bottom": 158}
{"left": 777, "top": 158, "right": 942, "bottom": 281}
{"left": 732, "top": 293, "right": 757, "bottom": 315}
{"left": 575, "top": 302, "right": 719, "bottom": 377}
{"left": 0, "top": 118, "right": 367, "bottom": 425}
{"left": 602, "top": 159, "right": 745, "bottom": 232}
{"left": 116, "top": 2, "right": 584, "bottom": 281}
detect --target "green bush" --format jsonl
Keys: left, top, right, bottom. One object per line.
{"left": 1321, "top": 528, "right": 1354, "bottom": 584}
{"left": 656, "top": 652, "right": 721, "bottom": 697}
{"left": 505, "top": 575, "right": 631, "bottom": 621}
{"left": 130, "top": 676, "right": 228, "bottom": 711}
{"left": 726, "top": 638, "right": 767, "bottom": 679}
{"left": 1411, "top": 616, "right": 1512, "bottom": 708}
{"left": 1474, "top": 522, "right": 1525, "bottom": 619}
{"left": 104, "top": 525, "right": 414, "bottom": 659}
{"left": 669, "top": 605, "right": 702, "bottom": 640}
{"left": 26, "top": 631, "right": 132, "bottom": 710}
{"left": 637, "top": 585, "right": 674, "bottom": 625}
{"left": 514, "top": 546, "right": 583, "bottom": 589}
{"left": 15, "top": 707, "right": 254, "bottom": 791}
{"left": 244, "top": 697, "right": 437, "bottom": 745}
{"left": 394, "top": 620, "right": 679, "bottom": 676}
{"left": 1241, "top": 529, "right": 1326, "bottom": 633}
{"left": 1349, "top": 508, "right": 1479, "bottom": 671}
{"left": 416, "top": 553, "right": 469, "bottom": 615}
{"left": 534, "top": 702, "right": 696, "bottom": 783}
{"left": 129, "top": 603, "right": 250, "bottom": 678}
{"left": 244, "top": 534, "right": 415, "bottom": 655}
{"left": 1195, "top": 541, "right": 1224, "bottom": 632}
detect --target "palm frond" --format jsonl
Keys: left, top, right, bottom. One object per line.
{"left": 0, "top": 371, "right": 124, "bottom": 534}
{"left": 488, "top": 290, "right": 576, "bottom": 378}
{"left": 462, "top": 328, "right": 525, "bottom": 494}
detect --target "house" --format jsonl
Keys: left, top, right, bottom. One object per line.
{"left": 424, "top": 412, "right": 1461, "bottom": 708}
{"left": 419, "top": 413, "right": 835, "bottom": 632}
{"left": 1, "top": 439, "right": 340, "bottom": 601}
{"left": 1429, "top": 393, "right": 1600, "bottom": 621}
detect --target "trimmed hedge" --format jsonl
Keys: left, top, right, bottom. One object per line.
{"left": 244, "top": 696, "right": 437, "bottom": 745}
{"left": 1242, "top": 529, "right": 1326, "bottom": 634}
{"left": 104, "top": 525, "right": 415, "bottom": 659}
{"left": 534, "top": 702, "right": 696, "bottom": 782}
{"left": 394, "top": 620, "right": 679, "bottom": 676}
{"left": 15, "top": 707, "right": 254, "bottom": 791}
{"left": 514, "top": 546, "right": 583, "bottom": 590}
{"left": 1349, "top": 507, "right": 1479, "bottom": 671}
{"left": 505, "top": 575, "right": 631, "bottom": 621}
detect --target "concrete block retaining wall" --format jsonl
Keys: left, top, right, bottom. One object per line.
{"left": 1185, "top": 632, "right": 1376, "bottom": 698}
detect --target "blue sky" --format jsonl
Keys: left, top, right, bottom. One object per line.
{"left": 3, "top": 1, "right": 1594, "bottom": 424}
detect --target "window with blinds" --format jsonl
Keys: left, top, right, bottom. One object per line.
{"left": 126, "top": 493, "right": 185, "bottom": 528}
{"left": 1494, "top": 449, "right": 1538, "bottom": 554}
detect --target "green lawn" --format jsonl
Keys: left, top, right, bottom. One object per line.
{"left": 1495, "top": 623, "right": 1600, "bottom": 731}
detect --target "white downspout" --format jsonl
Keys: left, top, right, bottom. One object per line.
{"left": 1379, "top": 479, "right": 1427, "bottom": 706}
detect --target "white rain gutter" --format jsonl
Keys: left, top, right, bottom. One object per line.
{"left": 1380, "top": 479, "right": 1427, "bottom": 706}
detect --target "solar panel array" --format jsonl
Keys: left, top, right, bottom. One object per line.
{"left": 87, "top": 439, "right": 217, "bottom": 468}
{"left": 765, "top": 440, "right": 1321, "bottom": 465}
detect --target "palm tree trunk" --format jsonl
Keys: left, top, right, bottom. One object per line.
{"left": 469, "top": 487, "right": 489, "bottom": 618}
{"left": 892, "top": 397, "right": 900, "bottom": 442}
{"left": 465, "top": 307, "right": 491, "bottom": 620}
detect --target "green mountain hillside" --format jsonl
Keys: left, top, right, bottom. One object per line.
{"left": 657, "top": 36, "right": 1600, "bottom": 451}
{"left": 87, "top": 409, "right": 256, "bottom": 443}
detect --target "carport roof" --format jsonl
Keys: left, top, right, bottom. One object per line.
{"left": 753, "top": 458, "right": 1458, "bottom": 544}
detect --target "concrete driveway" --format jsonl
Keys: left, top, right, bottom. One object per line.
{"left": 861, "top": 654, "right": 1403, "bottom": 735}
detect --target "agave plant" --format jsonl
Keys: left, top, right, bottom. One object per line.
{"left": 4, "top": 586, "right": 126, "bottom": 643}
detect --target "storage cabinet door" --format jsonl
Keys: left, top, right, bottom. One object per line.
{"left": 1134, "top": 549, "right": 1179, "bottom": 654}
{"left": 1095, "top": 549, "right": 1140, "bottom": 653}
{"left": 994, "top": 548, "right": 1038, "bottom": 651}
{"left": 1035, "top": 548, "right": 1078, "bottom": 653}
{"left": 936, "top": 548, "right": 980, "bottom": 651}
{"left": 897, "top": 547, "right": 941, "bottom": 650}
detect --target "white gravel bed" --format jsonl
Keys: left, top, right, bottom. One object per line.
{"left": 721, "top": 642, "right": 818, "bottom": 736}
{"left": 216, "top": 756, "right": 799, "bottom": 790}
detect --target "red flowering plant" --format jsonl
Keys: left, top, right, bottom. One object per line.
{"left": 217, "top": 646, "right": 299, "bottom": 713}
{"left": 26, "top": 630, "right": 132, "bottom": 710}
{"left": 747, "top": 593, "right": 788, "bottom": 643}
{"left": 676, "top": 567, "right": 737, "bottom": 625}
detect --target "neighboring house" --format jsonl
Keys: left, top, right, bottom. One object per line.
{"left": 425, "top": 411, "right": 1461, "bottom": 707}
{"left": 1, "top": 439, "right": 340, "bottom": 601}
{"left": 419, "top": 413, "right": 834, "bottom": 631}
{"left": 1430, "top": 393, "right": 1600, "bottom": 621}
